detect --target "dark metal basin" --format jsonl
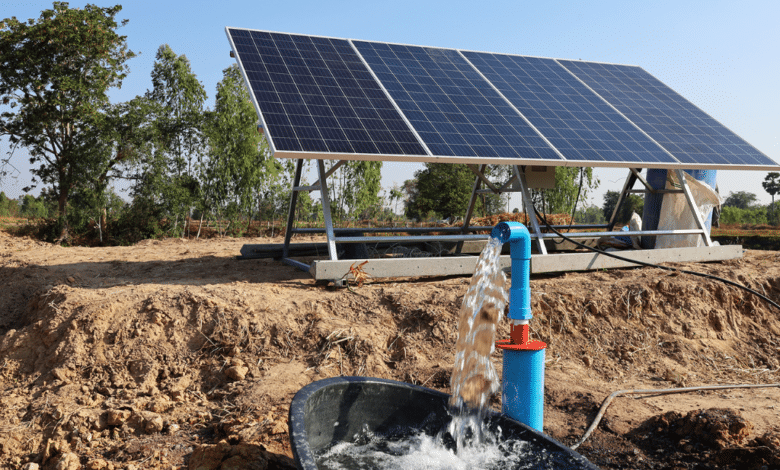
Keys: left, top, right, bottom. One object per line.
{"left": 289, "top": 376, "right": 598, "bottom": 470}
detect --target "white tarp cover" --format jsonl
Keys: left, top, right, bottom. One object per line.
{"left": 656, "top": 171, "right": 722, "bottom": 249}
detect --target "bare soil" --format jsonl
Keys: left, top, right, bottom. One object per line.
{"left": 1, "top": 230, "right": 779, "bottom": 470}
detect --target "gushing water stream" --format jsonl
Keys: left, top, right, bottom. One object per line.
{"left": 450, "top": 236, "right": 508, "bottom": 410}
{"left": 447, "top": 236, "right": 508, "bottom": 450}
{"left": 312, "top": 235, "right": 593, "bottom": 469}
{"left": 318, "top": 239, "right": 518, "bottom": 469}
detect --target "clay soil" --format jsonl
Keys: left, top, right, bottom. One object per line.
{"left": 1, "top": 230, "right": 780, "bottom": 470}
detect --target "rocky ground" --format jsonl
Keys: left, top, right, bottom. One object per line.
{"left": 1, "top": 229, "right": 779, "bottom": 469}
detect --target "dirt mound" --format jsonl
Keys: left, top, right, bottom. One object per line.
{"left": 629, "top": 409, "right": 780, "bottom": 469}
{"left": 1, "top": 229, "right": 780, "bottom": 469}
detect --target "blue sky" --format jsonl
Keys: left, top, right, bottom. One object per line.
{"left": 1, "top": 0, "right": 778, "bottom": 209}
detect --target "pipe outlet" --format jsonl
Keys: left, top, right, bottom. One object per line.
{"left": 491, "top": 221, "right": 532, "bottom": 321}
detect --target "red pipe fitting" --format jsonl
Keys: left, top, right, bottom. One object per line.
{"left": 496, "top": 323, "right": 546, "bottom": 351}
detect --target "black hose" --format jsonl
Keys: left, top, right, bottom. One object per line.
{"left": 568, "top": 167, "right": 585, "bottom": 230}
{"left": 570, "top": 382, "right": 780, "bottom": 450}
{"left": 531, "top": 206, "right": 780, "bottom": 313}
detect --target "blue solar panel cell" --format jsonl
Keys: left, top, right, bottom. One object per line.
{"left": 557, "top": 60, "right": 775, "bottom": 167}
{"left": 352, "top": 41, "right": 562, "bottom": 162}
{"left": 228, "top": 28, "right": 777, "bottom": 169}
{"left": 461, "top": 52, "right": 679, "bottom": 165}
{"left": 226, "top": 28, "right": 427, "bottom": 156}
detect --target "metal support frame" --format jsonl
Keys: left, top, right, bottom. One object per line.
{"left": 282, "top": 159, "right": 304, "bottom": 259}
{"left": 268, "top": 160, "right": 725, "bottom": 280}
{"left": 606, "top": 168, "right": 713, "bottom": 248}
{"left": 281, "top": 159, "right": 339, "bottom": 271}
{"left": 675, "top": 169, "right": 713, "bottom": 247}
{"left": 607, "top": 169, "right": 639, "bottom": 231}
{"left": 457, "top": 164, "right": 488, "bottom": 254}
{"left": 513, "top": 166, "right": 548, "bottom": 255}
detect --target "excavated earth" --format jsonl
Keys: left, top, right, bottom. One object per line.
{"left": 1, "top": 229, "right": 779, "bottom": 470}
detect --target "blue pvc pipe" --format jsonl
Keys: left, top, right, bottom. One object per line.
{"left": 491, "top": 222, "right": 532, "bottom": 321}
{"left": 502, "top": 348, "right": 545, "bottom": 431}
{"left": 492, "top": 221, "right": 545, "bottom": 431}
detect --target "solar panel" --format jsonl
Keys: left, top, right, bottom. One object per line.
{"left": 226, "top": 28, "right": 427, "bottom": 156}
{"left": 352, "top": 41, "right": 563, "bottom": 162}
{"left": 557, "top": 60, "right": 776, "bottom": 168}
{"left": 227, "top": 28, "right": 778, "bottom": 170}
{"left": 461, "top": 52, "right": 679, "bottom": 165}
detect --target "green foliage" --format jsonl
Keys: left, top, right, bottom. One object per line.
{"left": 763, "top": 173, "right": 780, "bottom": 220}
{"left": 110, "top": 198, "right": 169, "bottom": 243}
{"left": 0, "top": 3, "right": 135, "bottom": 237}
{"left": 602, "top": 190, "right": 644, "bottom": 226}
{"left": 723, "top": 191, "right": 758, "bottom": 209}
{"left": 19, "top": 194, "right": 48, "bottom": 218}
{"left": 574, "top": 205, "right": 606, "bottom": 224}
{"left": 769, "top": 201, "right": 780, "bottom": 226}
{"left": 386, "top": 184, "right": 404, "bottom": 215}
{"left": 129, "top": 44, "right": 206, "bottom": 237}
{"left": 404, "top": 164, "right": 474, "bottom": 220}
{"left": 536, "top": 167, "right": 598, "bottom": 215}
{"left": 720, "top": 206, "right": 768, "bottom": 225}
{"left": 404, "top": 163, "right": 506, "bottom": 220}
{"left": 0, "top": 192, "right": 19, "bottom": 217}
{"left": 328, "top": 161, "right": 383, "bottom": 221}
{"left": 201, "top": 64, "right": 284, "bottom": 234}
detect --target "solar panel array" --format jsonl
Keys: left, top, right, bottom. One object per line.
{"left": 227, "top": 28, "right": 778, "bottom": 170}
{"left": 228, "top": 29, "right": 426, "bottom": 156}
{"left": 557, "top": 60, "right": 775, "bottom": 167}
{"left": 354, "top": 41, "right": 561, "bottom": 161}
{"left": 462, "top": 52, "right": 678, "bottom": 165}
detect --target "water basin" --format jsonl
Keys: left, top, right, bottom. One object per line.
{"left": 289, "top": 376, "right": 598, "bottom": 470}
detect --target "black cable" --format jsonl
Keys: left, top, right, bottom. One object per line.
{"left": 531, "top": 204, "right": 780, "bottom": 313}
{"left": 542, "top": 168, "right": 585, "bottom": 246}
{"left": 568, "top": 167, "right": 585, "bottom": 229}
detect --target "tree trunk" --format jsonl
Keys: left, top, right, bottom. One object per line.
{"left": 56, "top": 184, "right": 70, "bottom": 242}
{"left": 101, "top": 207, "right": 107, "bottom": 234}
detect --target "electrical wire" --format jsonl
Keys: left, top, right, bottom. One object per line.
{"left": 532, "top": 206, "right": 780, "bottom": 313}
{"left": 527, "top": 196, "right": 780, "bottom": 451}
{"left": 570, "top": 383, "right": 780, "bottom": 450}
{"left": 567, "top": 167, "right": 585, "bottom": 230}
{"left": 540, "top": 168, "right": 585, "bottom": 246}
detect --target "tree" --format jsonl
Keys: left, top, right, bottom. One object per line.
{"left": 19, "top": 194, "right": 48, "bottom": 218}
{"left": 0, "top": 3, "right": 134, "bottom": 238}
{"left": 722, "top": 191, "right": 757, "bottom": 210}
{"left": 202, "top": 64, "right": 282, "bottom": 233}
{"left": 131, "top": 45, "right": 206, "bottom": 236}
{"left": 537, "top": 167, "right": 598, "bottom": 215}
{"left": 602, "top": 190, "right": 644, "bottom": 226}
{"left": 575, "top": 205, "right": 606, "bottom": 224}
{"left": 69, "top": 96, "right": 156, "bottom": 238}
{"left": 328, "top": 161, "right": 383, "bottom": 221}
{"left": 0, "top": 191, "right": 19, "bottom": 217}
{"left": 762, "top": 173, "right": 780, "bottom": 215}
{"left": 403, "top": 164, "right": 529, "bottom": 221}
{"left": 404, "top": 163, "right": 476, "bottom": 220}
{"left": 387, "top": 183, "right": 404, "bottom": 215}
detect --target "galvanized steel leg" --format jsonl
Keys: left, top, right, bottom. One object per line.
{"left": 675, "top": 169, "right": 713, "bottom": 247}
{"left": 318, "top": 160, "right": 339, "bottom": 260}
{"left": 607, "top": 169, "right": 638, "bottom": 231}
{"left": 457, "top": 164, "right": 485, "bottom": 254}
{"left": 514, "top": 166, "right": 547, "bottom": 255}
{"left": 283, "top": 159, "right": 304, "bottom": 258}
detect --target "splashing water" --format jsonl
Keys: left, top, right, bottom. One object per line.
{"left": 317, "top": 423, "right": 536, "bottom": 470}
{"left": 316, "top": 237, "right": 551, "bottom": 469}
{"left": 450, "top": 236, "right": 508, "bottom": 411}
